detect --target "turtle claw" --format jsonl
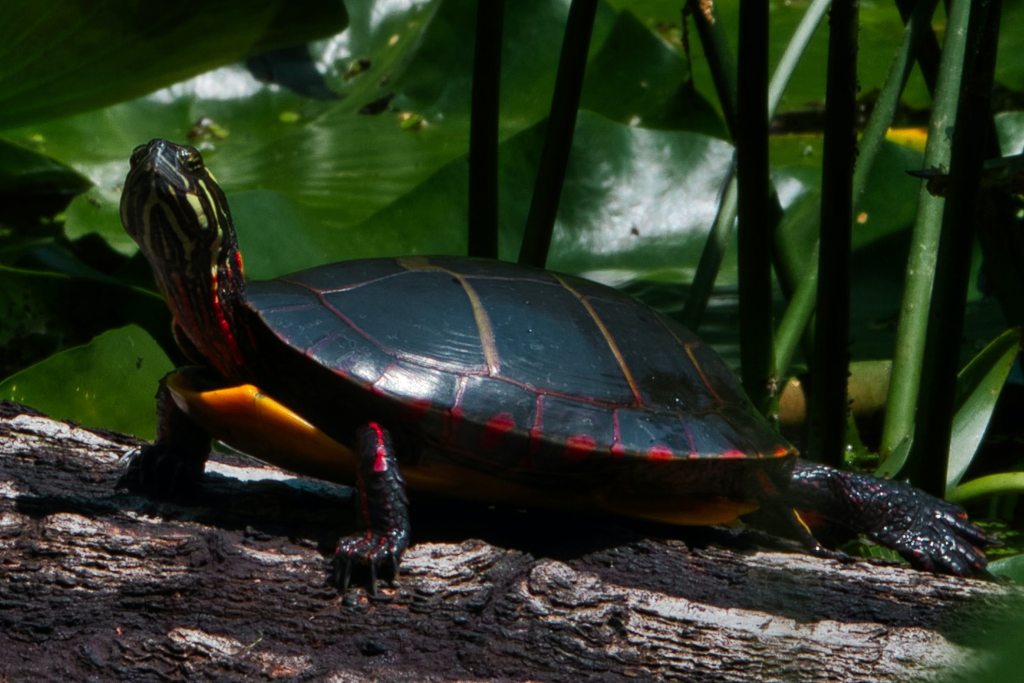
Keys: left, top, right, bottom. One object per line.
{"left": 119, "top": 381, "right": 211, "bottom": 500}
{"left": 331, "top": 531, "right": 405, "bottom": 593}
{"left": 117, "top": 443, "right": 206, "bottom": 499}
{"left": 876, "top": 498, "right": 993, "bottom": 577}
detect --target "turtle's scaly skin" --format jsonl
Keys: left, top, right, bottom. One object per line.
{"left": 118, "top": 139, "right": 990, "bottom": 589}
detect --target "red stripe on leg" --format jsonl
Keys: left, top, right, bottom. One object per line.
{"left": 368, "top": 421, "right": 389, "bottom": 472}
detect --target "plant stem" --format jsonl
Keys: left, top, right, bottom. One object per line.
{"left": 518, "top": 0, "right": 597, "bottom": 268}
{"left": 878, "top": 0, "right": 984, "bottom": 478}
{"left": 683, "top": 161, "right": 737, "bottom": 330}
{"left": 467, "top": 0, "right": 504, "bottom": 259}
{"left": 736, "top": 0, "right": 774, "bottom": 414}
{"left": 768, "top": 0, "right": 831, "bottom": 114}
{"left": 895, "top": 0, "right": 941, "bottom": 93}
{"left": 807, "top": 0, "right": 859, "bottom": 466}
{"left": 852, "top": 0, "right": 936, "bottom": 206}
{"left": 686, "top": 0, "right": 738, "bottom": 138}
{"left": 774, "top": 241, "right": 818, "bottom": 375}
{"left": 775, "top": 0, "right": 930, "bottom": 376}
{"left": 683, "top": 0, "right": 827, "bottom": 330}
{"left": 904, "top": 0, "right": 1000, "bottom": 496}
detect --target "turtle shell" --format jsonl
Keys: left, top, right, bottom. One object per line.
{"left": 239, "top": 256, "right": 794, "bottom": 523}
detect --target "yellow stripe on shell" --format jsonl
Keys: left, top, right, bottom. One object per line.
{"left": 397, "top": 256, "right": 502, "bottom": 375}
{"left": 683, "top": 342, "right": 721, "bottom": 403}
{"left": 553, "top": 273, "right": 644, "bottom": 406}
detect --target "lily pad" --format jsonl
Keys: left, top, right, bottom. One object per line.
{"left": 0, "top": 0, "right": 348, "bottom": 128}
{"left": 0, "top": 325, "right": 172, "bottom": 439}
{"left": 0, "top": 266, "right": 170, "bottom": 376}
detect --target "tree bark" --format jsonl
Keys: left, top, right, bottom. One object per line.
{"left": 0, "top": 402, "right": 1006, "bottom": 682}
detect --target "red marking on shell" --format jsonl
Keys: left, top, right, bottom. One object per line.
{"left": 234, "top": 251, "right": 244, "bottom": 274}
{"left": 647, "top": 445, "right": 674, "bottom": 461}
{"left": 368, "top": 422, "right": 388, "bottom": 472}
{"left": 564, "top": 434, "right": 597, "bottom": 462}
{"left": 486, "top": 412, "right": 515, "bottom": 433}
{"left": 773, "top": 445, "right": 791, "bottom": 457}
{"left": 721, "top": 449, "right": 748, "bottom": 459}
{"left": 480, "top": 412, "right": 516, "bottom": 452}
{"left": 610, "top": 443, "right": 626, "bottom": 457}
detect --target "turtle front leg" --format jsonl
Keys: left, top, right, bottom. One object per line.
{"left": 784, "top": 461, "right": 991, "bottom": 576}
{"left": 331, "top": 422, "right": 411, "bottom": 593}
{"left": 117, "top": 372, "right": 211, "bottom": 498}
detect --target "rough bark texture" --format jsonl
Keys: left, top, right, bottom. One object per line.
{"left": 0, "top": 402, "right": 1008, "bottom": 682}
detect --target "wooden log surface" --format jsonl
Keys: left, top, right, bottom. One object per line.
{"left": 0, "top": 402, "right": 1008, "bottom": 681}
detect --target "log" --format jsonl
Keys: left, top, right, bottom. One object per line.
{"left": 0, "top": 401, "right": 1006, "bottom": 681}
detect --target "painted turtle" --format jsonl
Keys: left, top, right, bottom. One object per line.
{"left": 118, "top": 139, "right": 989, "bottom": 590}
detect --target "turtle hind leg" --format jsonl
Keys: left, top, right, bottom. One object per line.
{"left": 117, "top": 373, "right": 211, "bottom": 499}
{"left": 783, "top": 460, "right": 992, "bottom": 577}
{"left": 331, "top": 422, "right": 411, "bottom": 593}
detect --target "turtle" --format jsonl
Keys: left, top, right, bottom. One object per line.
{"left": 117, "top": 139, "right": 990, "bottom": 590}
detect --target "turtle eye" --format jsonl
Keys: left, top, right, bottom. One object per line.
{"left": 128, "top": 144, "right": 148, "bottom": 168}
{"left": 178, "top": 145, "right": 205, "bottom": 174}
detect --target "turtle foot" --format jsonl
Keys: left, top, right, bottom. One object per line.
{"left": 331, "top": 530, "right": 408, "bottom": 594}
{"left": 861, "top": 482, "right": 993, "bottom": 577}
{"left": 787, "top": 461, "right": 993, "bottom": 577}
{"left": 117, "top": 443, "right": 206, "bottom": 500}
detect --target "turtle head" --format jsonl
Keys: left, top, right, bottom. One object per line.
{"left": 121, "top": 139, "right": 248, "bottom": 378}
{"left": 121, "top": 139, "right": 240, "bottom": 276}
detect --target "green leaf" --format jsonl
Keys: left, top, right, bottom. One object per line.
{"left": 0, "top": 138, "right": 91, "bottom": 225}
{"left": 957, "top": 598, "right": 1024, "bottom": 677}
{"left": 229, "top": 190, "right": 330, "bottom": 277}
{"left": 579, "top": 9, "right": 722, "bottom": 134}
{"left": 0, "top": 325, "right": 172, "bottom": 439}
{"left": 0, "top": 0, "right": 347, "bottom": 129}
{"left": 0, "top": 138, "right": 90, "bottom": 196}
{"left": 0, "top": 266, "right": 171, "bottom": 377}
{"left": 946, "top": 328, "right": 1020, "bottom": 489}
{"left": 988, "top": 553, "right": 1024, "bottom": 583}
{"left": 996, "top": 111, "right": 1024, "bottom": 155}
{"left": 349, "top": 111, "right": 739, "bottom": 277}
{"left": 948, "top": 472, "right": 1024, "bottom": 505}
{"left": 877, "top": 328, "right": 1019, "bottom": 483}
